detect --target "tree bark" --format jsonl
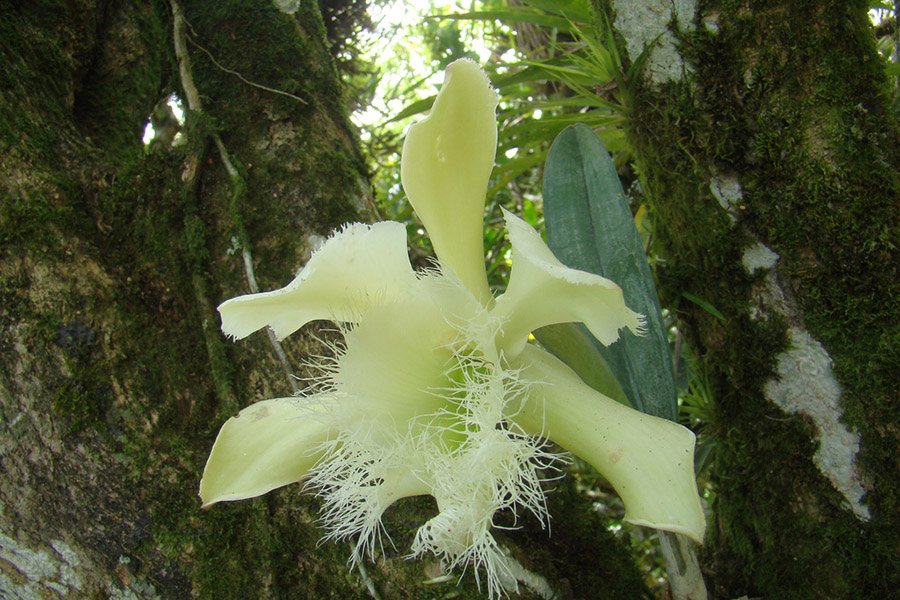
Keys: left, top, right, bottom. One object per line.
{"left": 1, "top": 2, "right": 649, "bottom": 598}
{"left": 596, "top": 0, "right": 899, "bottom": 598}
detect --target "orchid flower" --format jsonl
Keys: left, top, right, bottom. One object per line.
{"left": 200, "top": 59, "right": 705, "bottom": 597}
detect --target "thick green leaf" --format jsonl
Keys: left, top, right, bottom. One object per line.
{"left": 390, "top": 96, "right": 435, "bottom": 122}
{"left": 542, "top": 124, "right": 677, "bottom": 420}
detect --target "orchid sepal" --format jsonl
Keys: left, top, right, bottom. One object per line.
{"left": 508, "top": 345, "right": 706, "bottom": 543}
{"left": 401, "top": 59, "right": 497, "bottom": 305}
{"left": 199, "top": 397, "right": 332, "bottom": 506}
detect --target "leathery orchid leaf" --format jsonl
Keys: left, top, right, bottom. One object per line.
{"left": 543, "top": 124, "right": 677, "bottom": 419}
{"left": 200, "top": 398, "right": 332, "bottom": 506}
{"left": 509, "top": 345, "right": 706, "bottom": 542}
{"left": 494, "top": 208, "right": 644, "bottom": 358}
{"left": 401, "top": 59, "right": 497, "bottom": 304}
{"left": 218, "top": 221, "right": 416, "bottom": 340}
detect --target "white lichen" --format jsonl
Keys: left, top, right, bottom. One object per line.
{"left": 709, "top": 172, "right": 743, "bottom": 223}
{"left": 49, "top": 540, "right": 80, "bottom": 591}
{"left": 0, "top": 532, "right": 82, "bottom": 598}
{"left": 741, "top": 242, "right": 779, "bottom": 274}
{"left": 272, "top": 0, "right": 300, "bottom": 14}
{"left": 0, "top": 531, "right": 161, "bottom": 600}
{"left": 764, "top": 328, "right": 870, "bottom": 520}
{"left": 745, "top": 238, "right": 870, "bottom": 520}
{"left": 701, "top": 11, "right": 720, "bottom": 34}
{"left": 612, "top": 0, "right": 697, "bottom": 84}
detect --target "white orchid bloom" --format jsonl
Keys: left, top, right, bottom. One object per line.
{"left": 200, "top": 59, "right": 705, "bottom": 597}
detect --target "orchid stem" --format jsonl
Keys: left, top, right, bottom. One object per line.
{"left": 659, "top": 531, "right": 707, "bottom": 600}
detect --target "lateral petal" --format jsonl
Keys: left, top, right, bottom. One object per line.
{"left": 508, "top": 345, "right": 706, "bottom": 543}
{"left": 199, "top": 397, "right": 333, "bottom": 506}
{"left": 400, "top": 59, "right": 497, "bottom": 304}
{"left": 494, "top": 209, "right": 644, "bottom": 357}
{"left": 218, "top": 221, "right": 417, "bottom": 340}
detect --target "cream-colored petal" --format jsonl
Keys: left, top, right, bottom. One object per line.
{"left": 508, "top": 345, "right": 706, "bottom": 543}
{"left": 400, "top": 59, "right": 497, "bottom": 304}
{"left": 493, "top": 209, "right": 644, "bottom": 357}
{"left": 218, "top": 221, "right": 417, "bottom": 340}
{"left": 199, "top": 397, "right": 333, "bottom": 506}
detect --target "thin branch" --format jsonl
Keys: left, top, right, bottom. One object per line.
{"left": 170, "top": 0, "right": 299, "bottom": 395}
{"left": 213, "top": 136, "right": 239, "bottom": 179}
{"left": 169, "top": 0, "right": 202, "bottom": 111}
{"left": 186, "top": 34, "right": 308, "bottom": 105}
{"left": 356, "top": 561, "right": 383, "bottom": 600}
{"left": 237, "top": 235, "right": 300, "bottom": 395}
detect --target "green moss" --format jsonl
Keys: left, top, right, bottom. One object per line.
{"left": 72, "top": 1, "right": 166, "bottom": 163}
{"left": 501, "top": 476, "right": 648, "bottom": 599}
{"left": 173, "top": 1, "right": 368, "bottom": 292}
{"left": 185, "top": 1, "right": 319, "bottom": 126}
{"left": 71, "top": 4, "right": 376, "bottom": 594}
{"left": 0, "top": 188, "right": 79, "bottom": 255}
{"left": 52, "top": 322, "right": 114, "bottom": 434}
{"left": 181, "top": 214, "right": 208, "bottom": 264}
{"left": 0, "top": 0, "right": 83, "bottom": 161}
{"left": 1, "top": 2, "right": 306, "bottom": 595}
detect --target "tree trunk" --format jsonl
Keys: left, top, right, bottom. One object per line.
{"left": 597, "top": 0, "right": 899, "bottom": 598}
{"left": 1, "top": 2, "right": 648, "bottom": 597}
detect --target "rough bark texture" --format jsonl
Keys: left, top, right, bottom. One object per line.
{"left": 1, "top": 1, "right": 648, "bottom": 598}
{"left": 596, "top": 0, "right": 899, "bottom": 598}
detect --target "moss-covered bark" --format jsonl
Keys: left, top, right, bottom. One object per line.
{"left": 1, "top": 1, "right": 648, "bottom": 598}
{"left": 594, "top": 0, "right": 899, "bottom": 598}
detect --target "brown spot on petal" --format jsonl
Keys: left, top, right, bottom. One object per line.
{"left": 250, "top": 405, "right": 270, "bottom": 422}
{"left": 609, "top": 447, "right": 624, "bottom": 464}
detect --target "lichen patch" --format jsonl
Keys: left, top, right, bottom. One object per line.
{"left": 0, "top": 531, "right": 82, "bottom": 596}
{"left": 747, "top": 240, "right": 871, "bottom": 520}
{"left": 709, "top": 172, "right": 743, "bottom": 223}
{"left": 741, "top": 242, "right": 779, "bottom": 274}
{"left": 764, "top": 327, "right": 870, "bottom": 520}
{"left": 612, "top": 0, "right": 697, "bottom": 84}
